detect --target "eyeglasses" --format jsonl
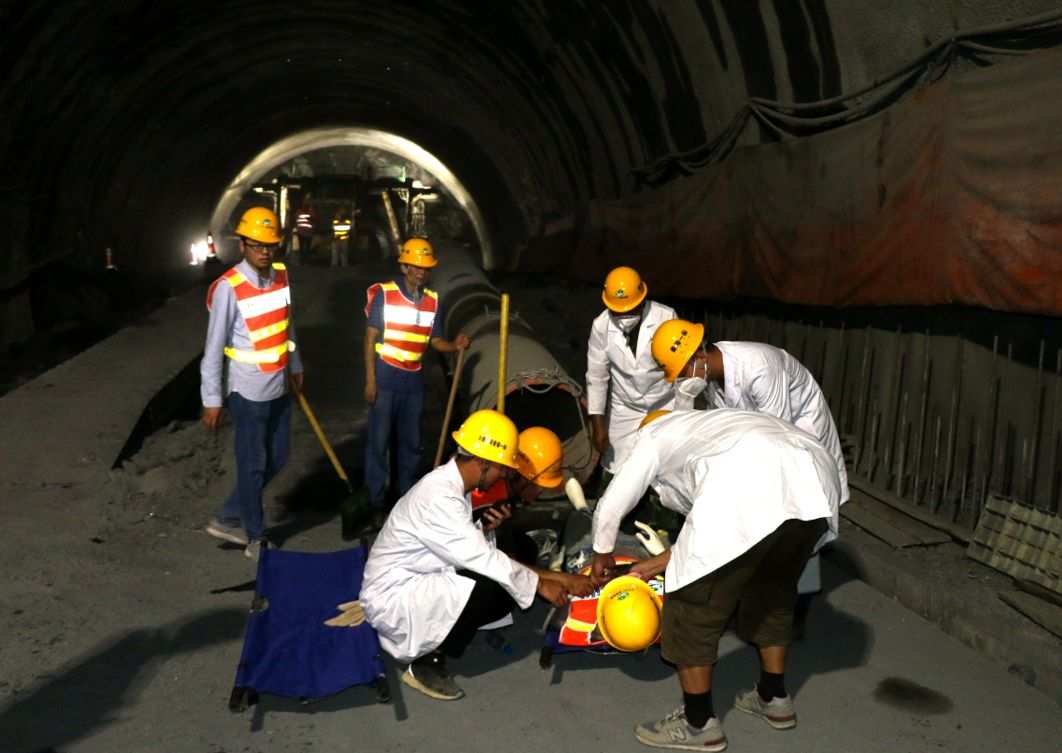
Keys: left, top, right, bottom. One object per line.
{"left": 243, "top": 240, "right": 279, "bottom": 253}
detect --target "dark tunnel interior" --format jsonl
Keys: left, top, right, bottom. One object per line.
{"left": 5, "top": 1, "right": 1061, "bottom": 306}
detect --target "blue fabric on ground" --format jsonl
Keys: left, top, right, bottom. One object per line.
{"left": 233, "top": 546, "right": 385, "bottom": 699}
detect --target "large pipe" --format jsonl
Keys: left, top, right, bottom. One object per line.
{"left": 431, "top": 243, "right": 597, "bottom": 490}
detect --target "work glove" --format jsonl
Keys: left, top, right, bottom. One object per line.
{"left": 633, "top": 521, "right": 667, "bottom": 556}
{"left": 564, "top": 477, "right": 589, "bottom": 511}
{"left": 323, "top": 599, "right": 366, "bottom": 627}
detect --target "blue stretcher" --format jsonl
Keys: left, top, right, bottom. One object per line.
{"left": 228, "top": 544, "right": 390, "bottom": 711}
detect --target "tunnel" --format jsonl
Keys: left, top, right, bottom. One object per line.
{"left": 3, "top": 2, "right": 1062, "bottom": 746}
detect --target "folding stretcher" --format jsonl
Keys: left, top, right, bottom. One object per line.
{"left": 228, "top": 544, "right": 391, "bottom": 711}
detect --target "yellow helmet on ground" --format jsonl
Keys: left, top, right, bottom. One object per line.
{"left": 651, "top": 318, "right": 705, "bottom": 383}
{"left": 398, "top": 237, "right": 438, "bottom": 268}
{"left": 235, "top": 207, "right": 282, "bottom": 245}
{"left": 597, "top": 575, "right": 663, "bottom": 652}
{"left": 516, "top": 427, "right": 564, "bottom": 488}
{"left": 602, "top": 266, "right": 647, "bottom": 313}
{"left": 639, "top": 410, "right": 672, "bottom": 429}
{"left": 452, "top": 409, "right": 519, "bottom": 469}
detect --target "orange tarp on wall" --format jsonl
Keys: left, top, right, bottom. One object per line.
{"left": 527, "top": 47, "right": 1062, "bottom": 316}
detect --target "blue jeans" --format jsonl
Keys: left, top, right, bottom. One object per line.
{"left": 364, "top": 388, "right": 423, "bottom": 508}
{"left": 217, "top": 392, "right": 291, "bottom": 541}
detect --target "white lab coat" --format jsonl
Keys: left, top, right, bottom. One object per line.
{"left": 360, "top": 459, "right": 539, "bottom": 664}
{"left": 592, "top": 410, "right": 841, "bottom": 593}
{"left": 586, "top": 301, "right": 677, "bottom": 473}
{"left": 676, "top": 341, "right": 849, "bottom": 504}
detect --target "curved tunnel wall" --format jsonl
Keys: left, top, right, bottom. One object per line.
{"left": 210, "top": 127, "right": 494, "bottom": 267}
{"left": 3, "top": 0, "right": 1060, "bottom": 345}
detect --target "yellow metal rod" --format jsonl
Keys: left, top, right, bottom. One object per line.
{"left": 498, "top": 293, "right": 510, "bottom": 413}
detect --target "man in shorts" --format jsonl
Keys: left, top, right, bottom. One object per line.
{"left": 591, "top": 409, "right": 841, "bottom": 751}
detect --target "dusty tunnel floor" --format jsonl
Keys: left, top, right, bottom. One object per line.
{"left": 1, "top": 261, "right": 1060, "bottom": 753}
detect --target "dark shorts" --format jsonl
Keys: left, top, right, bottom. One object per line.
{"left": 661, "top": 518, "right": 828, "bottom": 667}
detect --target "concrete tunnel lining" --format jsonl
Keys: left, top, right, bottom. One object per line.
{"left": 209, "top": 127, "right": 494, "bottom": 268}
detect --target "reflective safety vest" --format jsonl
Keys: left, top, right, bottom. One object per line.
{"left": 207, "top": 262, "right": 294, "bottom": 373}
{"left": 332, "top": 217, "right": 352, "bottom": 240}
{"left": 295, "top": 211, "right": 314, "bottom": 233}
{"left": 365, "top": 281, "right": 438, "bottom": 372}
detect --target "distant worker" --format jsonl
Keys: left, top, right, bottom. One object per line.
{"left": 361, "top": 411, "right": 592, "bottom": 701}
{"left": 650, "top": 318, "right": 848, "bottom": 505}
{"left": 294, "top": 201, "right": 315, "bottom": 262}
{"left": 201, "top": 207, "right": 304, "bottom": 561}
{"left": 591, "top": 409, "right": 841, "bottom": 751}
{"left": 363, "top": 237, "right": 470, "bottom": 528}
{"left": 586, "top": 266, "right": 677, "bottom": 477}
{"left": 331, "top": 210, "right": 352, "bottom": 267}
{"left": 205, "top": 231, "right": 218, "bottom": 260}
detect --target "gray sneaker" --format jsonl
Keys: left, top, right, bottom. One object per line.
{"left": 244, "top": 539, "right": 263, "bottom": 562}
{"left": 206, "top": 518, "right": 248, "bottom": 546}
{"left": 401, "top": 654, "right": 464, "bottom": 701}
{"left": 734, "top": 687, "right": 797, "bottom": 730}
{"left": 634, "top": 707, "right": 727, "bottom": 751}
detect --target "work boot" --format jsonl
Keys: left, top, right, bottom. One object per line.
{"left": 401, "top": 653, "right": 464, "bottom": 701}
{"left": 734, "top": 687, "right": 797, "bottom": 730}
{"left": 634, "top": 707, "right": 727, "bottom": 751}
{"left": 205, "top": 518, "right": 248, "bottom": 546}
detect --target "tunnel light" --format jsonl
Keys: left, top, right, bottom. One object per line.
{"left": 190, "top": 240, "right": 210, "bottom": 266}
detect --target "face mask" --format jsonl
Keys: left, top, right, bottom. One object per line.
{"left": 676, "top": 376, "right": 707, "bottom": 400}
{"left": 613, "top": 313, "right": 641, "bottom": 333}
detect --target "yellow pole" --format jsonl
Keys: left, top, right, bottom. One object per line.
{"left": 498, "top": 293, "right": 510, "bottom": 413}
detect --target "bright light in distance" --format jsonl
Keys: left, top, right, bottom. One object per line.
{"left": 190, "top": 240, "right": 210, "bottom": 265}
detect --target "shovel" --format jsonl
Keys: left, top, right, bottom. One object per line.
{"left": 433, "top": 347, "right": 467, "bottom": 467}
{"left": 291, "top": 387, "right": 363, "bottom": 539}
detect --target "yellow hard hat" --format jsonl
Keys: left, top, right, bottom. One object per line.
{"left": 397, "top": 237, "right": 438, "bottom": 268}
{"left": 516, "top": 427, "right": 564, "bottom": 488}
{"left": 235, "top": 207, "right": 282, "bottom": 245}
{"left": 651, "top": 318, "right": 705, "bottom": 383}
{"left": 602, "top": 266, "right": 647, "bottom": 313}
{"left": 639, "top": 410, "right": 672, "bottom": 429}
{"left": 452, "top": 409, "right": 519, "bottom": 469}
{"left": 597, "top": 575, "right": 663, "bottom": 652}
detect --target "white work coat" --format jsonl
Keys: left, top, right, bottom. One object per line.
{"left": 592, "top": 410, "right": 841, "bottom": 593}
{"left": 677, "top": 341, "right": 848, "bottom": 504}
{"left": 586, "top": 301, "right": 677, "bottom": 473}
{"left": 360, "top": 459, "right": 538, "bottom": 663}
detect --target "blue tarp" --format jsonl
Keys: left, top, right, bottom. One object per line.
{"left": 233, "top": 546, "right": 385, "bottom": 699}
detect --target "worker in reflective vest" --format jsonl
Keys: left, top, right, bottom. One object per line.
{"left": 331, "top": 211, "right": 352, "bottom": 267}
{"left": 200, "top": 207, "right": 304, "bottom": 562}
{"left": 293, "top": 203, "right": 315, "bottom": 262}
{"left": 363, "top": 237, "right": 470, "bottom": 527}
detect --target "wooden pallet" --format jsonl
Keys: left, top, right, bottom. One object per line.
{"left": 968, "top": 495, "right": 1062, "bottom": 597}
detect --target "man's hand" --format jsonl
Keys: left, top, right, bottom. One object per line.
{"left": 629, "top": 551, "right": 671, "bottom": 581}
{"left": 201, "top": 406, "right": 223, "bottom": 432}
{"left": 454, "top": 333, "right": 471, "bottom": 350}
{"left": 590, "top": 415, "right": 609, "bottom": 456}
{"left": 591, "top": 552, "right": 616, "bottom": 587}
{"left": 289, "top": 372, "right": 304, "bottom": 395}
{"left": 536, "top": 578, "right": 569, "bottom": 608}
{"left": 480, "top": 503, "right": 512, "bottom": 533}
{"left": 560, "top": 573, "right": 595, "bottom": 597}
{"left": 364, "top": 382, "right": 377, "bottom": 405}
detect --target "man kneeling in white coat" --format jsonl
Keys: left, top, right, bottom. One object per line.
{"left": 361, "top": 409, "right": 592, "bottom": 701}
{"left": 591, "top": 409, "right": 840, "bottom": 751}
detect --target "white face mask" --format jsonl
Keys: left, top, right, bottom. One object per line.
{"left": 612, "top": 313, "right": 641, "bottom": 333}
{"left": 676, "top": 376, "right": 707, "bottom": 400}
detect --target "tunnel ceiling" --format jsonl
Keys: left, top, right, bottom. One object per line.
{"left": 3, "top": 0, "right": 1059, "bottom": 289}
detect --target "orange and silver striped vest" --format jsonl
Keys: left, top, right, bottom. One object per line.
{"left": 365, "top": 281, "right": 438, "bottom": 372}
{"left": 207, "top": 262, "right": 293, "bottom": 373}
